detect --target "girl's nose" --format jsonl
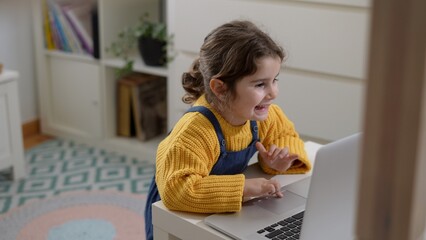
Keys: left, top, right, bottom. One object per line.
{"left": 268, "top": 84, "right": 278, "bottom": 99}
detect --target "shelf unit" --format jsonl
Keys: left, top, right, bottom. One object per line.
{"left": 32, "top": 0, "right": 167, "bottom": 161}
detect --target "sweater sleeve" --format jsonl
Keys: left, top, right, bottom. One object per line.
{"left": 257, "top": 105, "right": 312, "bottom": 175}
{"left": 155, "top": 114, "right": 245, "bottom": 213}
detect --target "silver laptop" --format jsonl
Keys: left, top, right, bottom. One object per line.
{"left": 204, "top": 133, "right": 361, "bottom": 240}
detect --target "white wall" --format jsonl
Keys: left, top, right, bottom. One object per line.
{"left": 0, "top": 0, "right": 38, "bottom": 123}
{"left": 167, "top": 0, "right": 371, "bottom": 142}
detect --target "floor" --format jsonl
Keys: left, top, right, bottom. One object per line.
{"left": 0, "top": 134, "right": 54, "bottom": 181}
{"left": 23, "top": 134, "right": 55, "bottom": 150}
{"left": 1, "top": 135, "right": 155, "bottom": 214}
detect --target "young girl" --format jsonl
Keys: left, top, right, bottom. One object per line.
{"left": 144, "top": 20, "right": 312, "bottom": 240}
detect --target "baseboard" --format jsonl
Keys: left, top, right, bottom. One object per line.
{"left": 22, "top": 118, "right": 41, "bottom": 139}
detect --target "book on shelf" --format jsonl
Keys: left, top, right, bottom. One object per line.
{"left": 51, "top": 0, "right": 84, "bottom": 54}
{"left": 116, "top": 73, "right": 167, "bottom": 141}
{"left": 61, "top": 3, "right": 94, "bottom": 55}
{"left": 90, "top": 7, "right": 100, "bottom": 59}
{"left": 42, "top": 0, "right": 97, "bottom": 57}
{"left": 47, "top": 0, "right": 71, "bottom": 52}
{"left": 133, "top": 74, "right": 167, "bottom": 141}
{"left": 45, "top": 0, "right": 62, "bottom": 50}
{"left": 116, "top": 77, "right": 136, "bottom": 137}
{"left": 42, "top": 0, "right": 54, "bottom": 49}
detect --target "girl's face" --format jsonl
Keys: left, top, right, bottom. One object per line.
{"left": 224, "top": 56, "right": 281, "bottom": 126}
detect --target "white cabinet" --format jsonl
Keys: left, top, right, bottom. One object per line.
{"left": 46, "top": 54, "right": 102, "bottom": 138}
{"left": 32, "top": 0, "right": 166, "bottom": 161}
{"left": 0, "top": 70, "right": 25, "bottom": 179}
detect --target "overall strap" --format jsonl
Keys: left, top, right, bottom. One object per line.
{"left": 187, "top": 106, "right": 259, "bottom": 175}
{"left": 186, "top": 106, "right": 226, "bottom": 153}
{"left": 187, "top": 106, "right": 259, "bottom": 149}
{"left": 249, "top": 120, "right": 259, "bottom": 142}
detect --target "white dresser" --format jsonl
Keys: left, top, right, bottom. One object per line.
{"left": 0, "top": 70, "right": 25, "bottom": 179}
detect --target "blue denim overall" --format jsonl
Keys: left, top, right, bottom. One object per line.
{"left": 144, "top": 106, "right": 259, "bottom": 240}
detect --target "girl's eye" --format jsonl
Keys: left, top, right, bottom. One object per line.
{"left": 255, "top": 82, "right": 265, "bottom": 88}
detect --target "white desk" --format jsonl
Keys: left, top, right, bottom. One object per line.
{"left": 152, "top": 142, "right": 323, "bottom": 240}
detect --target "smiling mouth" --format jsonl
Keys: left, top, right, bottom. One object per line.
{"left": 255, "top": 104, "right": 269, "bottom": 111}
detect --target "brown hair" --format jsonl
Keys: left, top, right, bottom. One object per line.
{"left": 182, "top": 20, "right": 286, "bottom": 110}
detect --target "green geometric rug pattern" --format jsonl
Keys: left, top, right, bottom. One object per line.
{"left": 0, "top": 139, "right": 155, "bottom": 214}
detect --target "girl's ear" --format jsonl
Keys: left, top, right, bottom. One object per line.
{"left": 209, "top": 78, "right": 227, "bottom": 97}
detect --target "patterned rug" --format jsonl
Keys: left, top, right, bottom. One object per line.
{"left": 0, "top": 191, "right": 146, "bottom": 240}
{"left": 0, "top": 138, "right": 155, "bottom": 240}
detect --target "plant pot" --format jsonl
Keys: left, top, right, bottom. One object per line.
{"left": 138, "top": 37, "right": 166, "bottom": 66}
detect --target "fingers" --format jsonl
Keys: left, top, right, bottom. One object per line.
{"left": 275, "top": 190, "right": 284, "bottom": 198}
{"left": 255, "top": 141, "right": 267, "bottom": 154}
{"left": 257, "top": 143, "right": 299, "bottom": 172}
{"left": 256, "top": 142, "right": 281, "bottom": 161}
{"left": 257, "top": 143, "right": 291, "bottom": 159}
{"left": 244, "top": 178, "right": 284, "bottom": 199}
{"left": 271, "top": 180, "right": 283, "bottom": 198}
{"left": 256, "top": 142, "right": 273, "bottom": 162}
{"left": 273, "top": 146, "right": 289, "bottom": 160}
{"left": 268, "top": 145, "right": 278, "bottom": 160}
{"left": 264, "top": 179, "right": 283, "bottom": 198}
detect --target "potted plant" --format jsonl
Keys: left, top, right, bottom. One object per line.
{"left": 106, "top": 13, "right": 172, "bottom": 78}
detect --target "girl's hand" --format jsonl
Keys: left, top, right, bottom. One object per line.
{"left": 255, "top": 142, "right": 299, "bottom": 172}
{"left": 243, "top": 178, "right": 283, "bottom": 198}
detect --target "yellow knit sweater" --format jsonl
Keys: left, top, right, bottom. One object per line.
{"left": 155, "top": 95, "right": 311, "bottom": 213}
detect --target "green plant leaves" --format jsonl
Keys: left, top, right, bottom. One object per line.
{"left": 105, "top": 12, "right": 172, "bottom": 78}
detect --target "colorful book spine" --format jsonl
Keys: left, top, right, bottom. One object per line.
{"left": 46, "top": 1, "right": 61, "bottom": 50}
{"left": 42, "top": 0, "right": 54, "bottom": 49}
{"left": 56, "top": 4, "right": 84, "bottom": 54}
{"left": 48, "top": 0, "right": 71, "bottom": 52}
{"left": 62, "top": 5, "right": 94, "bottom": 55}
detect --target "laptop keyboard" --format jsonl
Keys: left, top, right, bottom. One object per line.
{"left": 256, "top": 211, "right": 304, "bottom": 240}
